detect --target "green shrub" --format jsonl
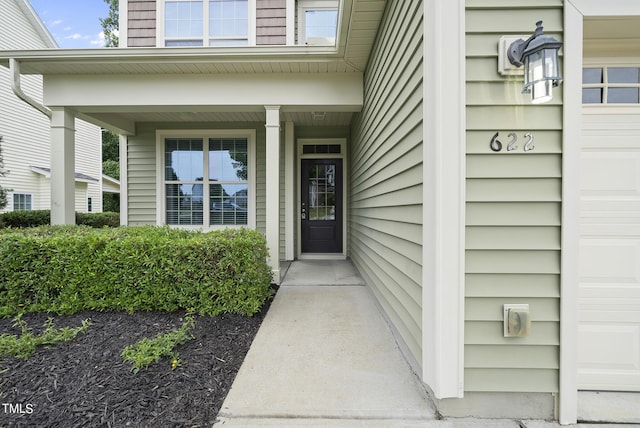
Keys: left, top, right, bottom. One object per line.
{"left": 0, "top": 210, "right": 120, "bottom": 229}
{"left": 0, "top": 210, "right": 50, "bottom": 228}
{"left": 0, "top": 226, "right": 273, "bottom": 317}
{"left": 76, "top": 211, "right": 120, "bottom": 228}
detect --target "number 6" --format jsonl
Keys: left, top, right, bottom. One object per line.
{"left": 490, "top": 132, "right": 502, "bottom": 152}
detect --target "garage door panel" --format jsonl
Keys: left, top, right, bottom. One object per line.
{"left": 578, "top": 373, "right": 640, "bottom": 392}
{"left": 581, "top": 153, "right": 640, "bottom": 195}
{"left": 579, "top": 240, "right": 640, "bottom": 282}
{"left": 579, "top": 109, "right": 640, "bottom": 392}
{"left": 578, "top": 325, "right": 640, "bottom": 369}
{"left": 578, "top": 325, "right": 640, "bottom": 391}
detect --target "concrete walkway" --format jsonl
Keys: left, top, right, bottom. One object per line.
{"left": 214, "top": 261, "right": 634, "bottom": 427}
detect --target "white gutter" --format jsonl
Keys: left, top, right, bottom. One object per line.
{"left": 9, "top": 58, "right": 52, "bottom": 118}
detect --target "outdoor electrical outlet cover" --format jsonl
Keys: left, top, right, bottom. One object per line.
{"left": 503, "top": 304, "right": 531, "bottom": 337}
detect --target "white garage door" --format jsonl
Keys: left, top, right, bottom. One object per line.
{"left": 578, "top": 67, "right": 640, "bottom": 391}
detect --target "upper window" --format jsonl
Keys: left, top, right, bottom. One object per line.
{"left": 163, "top": 0, "right": 249, "bottom": 46}
{"left": 159, "top": 131, "right": 255, "bottom": 229}
{"left": 12, "top": 193, "right": 32, "bottom": 211}
{"left": 583, "top": 66, "right": 640, "bottom": 104}
{"left": 298, "top": 0, "right": 339, "bottom": 46}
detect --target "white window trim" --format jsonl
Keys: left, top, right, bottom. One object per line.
{"left": 155, "top": 129, "right": 256, "bottom": 231}
{"left": 563, "top": 1, "right": 640, "bottom": 424}
{"left": 11, "top": 192, "right": 34, "bottom": 211}
{"left": 156, "top": 0, "right": 257, "bottom": 47}
{"left": 297, "top": 0, "right": 339, "bottom": 46}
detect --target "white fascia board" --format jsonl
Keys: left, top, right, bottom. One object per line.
{"left": 43, "top": 72, "right": 363, "bottom": 111}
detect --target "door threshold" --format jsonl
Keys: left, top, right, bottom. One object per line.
{"left": 298, "top": 253, "right": 346, "bottom": 260}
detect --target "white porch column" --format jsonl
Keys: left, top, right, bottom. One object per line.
{"left": 50, "top": 108, "right": 76, "bottom": 225}
{"left": 265, "top": 106, "right": 281, "bottom": 283}
{"left": 284, "top": 120, "right": 295, "bottom": 260}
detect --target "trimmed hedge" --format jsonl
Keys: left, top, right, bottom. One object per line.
{"left": 0, "top": 210, "right": 120, "bottom": 229}
{"left": 0, "top": 226, "right": 273, "bottom": 317}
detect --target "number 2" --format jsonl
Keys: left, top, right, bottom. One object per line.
{"left": 524, "top": 133, "right": 534, "bottom": 152}
{"left": 507, "top": 132, "right": 518, "bottom": 151}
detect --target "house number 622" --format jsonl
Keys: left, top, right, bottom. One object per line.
{"left": 489, "top": 132, "right": 534, "bottom": 152}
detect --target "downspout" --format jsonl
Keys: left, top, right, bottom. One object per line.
{"left": 10, "top": 58, "right": 52, "bottom": 118}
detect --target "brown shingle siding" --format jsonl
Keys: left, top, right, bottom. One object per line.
{"left": 127, "top": 0, "right": 156, "bottom": 47}
{"left": 256, "top": 0, "right": 286, "bottom": 45}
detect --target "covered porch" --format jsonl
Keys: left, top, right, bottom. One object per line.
{"left": 5, "top": 52, "right": 364, "bottom": 282}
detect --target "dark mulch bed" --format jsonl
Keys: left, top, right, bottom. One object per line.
{"left": 0, "top": 291, "right": 275, "bottom": 428}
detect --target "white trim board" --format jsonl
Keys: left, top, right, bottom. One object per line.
{"left": 562, "top": 1, "right": 640, "bottom": 425}
{"left": 422, "top": 0, "right": 466, "bottom": 399}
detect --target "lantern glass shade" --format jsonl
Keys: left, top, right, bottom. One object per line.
{"left": 523, "top": 47, "right": 561, "bottom": 104}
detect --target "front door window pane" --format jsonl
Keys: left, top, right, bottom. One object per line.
{"left": 308, "top": 164, "right": 336, "bottom": 221}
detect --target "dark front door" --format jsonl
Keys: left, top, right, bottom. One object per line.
{"left": 301, "top": 159, "right": 343, "bottom": 253}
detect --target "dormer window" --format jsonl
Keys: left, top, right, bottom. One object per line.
{"left": 297, "top": 0, "right": 338, "bottom": 46}
{"left": 162, "top": 0, "right": 249, "bottom": 46}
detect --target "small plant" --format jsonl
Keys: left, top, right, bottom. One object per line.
{"left": 0, "top": 314, "right": 91, "bottom": 359}
{"left": 121, "top": 315, "right": 195, "bottom": 373}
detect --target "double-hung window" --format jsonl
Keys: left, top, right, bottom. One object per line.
{"left": 297, "top": 0, "right": 339, "bottom": 46}
{"left": 163, "top": 0, "right": 249, "bottom": 46}
{"left": 12, "top": 193, "right": 32, "bottom": 211}
{"left": 159, "top": 131, "right": 255, "bottom": 229}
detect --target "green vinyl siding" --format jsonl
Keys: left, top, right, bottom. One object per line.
{"left": 350, "top": 0, "right": 423, "bottom": 366}
{"left": 127, "top": 125, "right": 157, "bottom": 225}
{"left": 464, "top": 1, "right": 562, "bottom": 393}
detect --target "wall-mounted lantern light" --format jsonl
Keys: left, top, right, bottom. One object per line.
{"left": 499, "top": 21, "right": 563, "bottom": 104}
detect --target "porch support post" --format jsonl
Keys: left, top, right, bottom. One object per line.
{"left": 50, "top": 108, "right": 76, "bottom": 225}
{"left": 265, "top": 106, "right": 281, "bottom": 283}
{"left": 284, "top": 120, "right": 295, "bottom": 261}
